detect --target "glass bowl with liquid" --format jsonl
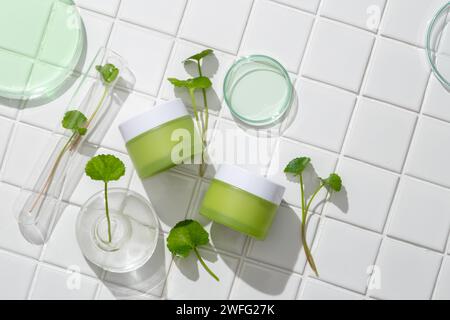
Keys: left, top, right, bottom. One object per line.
{"left": 426, "top": 2, "right": 450, "bottom": 88}
{"left": 76, "top": 188, "right": 159, "bottom": 273}
{"left": 223, "top": 55, "right": 293, "bottom": 127}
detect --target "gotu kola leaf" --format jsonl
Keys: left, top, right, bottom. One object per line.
{"left": 284, "top": 157, "right": 311, "bottom": 176}
{"left": 85, "top": 154, "right": 125, "bottom": 183}
{"left": 167, "top": 220, "right": 219, "bottom": 281}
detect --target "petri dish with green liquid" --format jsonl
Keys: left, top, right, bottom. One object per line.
{"left": 223, "top": 55, "right": 293, "bottom": 127}
{"left": 0, "top": 0, "right": 84, "bottom": 101}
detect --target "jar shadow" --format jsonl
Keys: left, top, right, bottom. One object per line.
{"left": 220, "top": 205, "right": 304, "bottom": 297}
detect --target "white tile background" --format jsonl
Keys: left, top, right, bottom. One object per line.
{"left": 0, "top": 0, "right": 449, "bottom": 300}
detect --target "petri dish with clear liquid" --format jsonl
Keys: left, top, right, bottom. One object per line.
{"left": 427, "top": 2, "right": 450, "bottom": 88}
{"left": 0, "top": 0, "right": 84, "bottom": 101}
{"left": 223, "top": 55, "right": 293, "bottom": 127}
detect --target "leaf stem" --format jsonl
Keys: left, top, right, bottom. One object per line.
{"left": 29, "top": 131, "right": 76, "bottom": 213}
{"left": 194, "top": 248, "right": 219, "bottom": 282}
{"left": 197, "top": 63, "right": 209, "bottom": 177}
{"left": 104, "top": 181, "right": 112, "bottom": 243}
{"left": 299, "top": 173, "right": 320, "bottom": 277}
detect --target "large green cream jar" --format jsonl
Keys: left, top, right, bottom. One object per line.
{"left": 200, "top": 165, "right": 285, "bottom": 240}
{"left": 119, "top": 99, "right": 201, "bottom": 178}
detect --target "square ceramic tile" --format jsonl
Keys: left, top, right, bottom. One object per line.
{"left": 313, "top": 219, "right": 381, "bottom": 293}
{"left": 247, "top": 206, "right": 319, "bottom": 274}
{"left": 344, "top": 98, "right": 417, "bottom": 172}
{"left": 324, "top": 158, "right": 398, "bottom": 233}
{"left": 285, "top": 79, "right": 356, "bottom": 152}
{"left": 43, "top": 205, "right": 101, "bottom": 277}
{"left": 299, "top": 278, "right": 363, "bottom": 300}
{"left": 75, "top": 0, "right": 120, "bottom": 16}
{"left": 380, "top": 0, "right": 449, "bottom": 47}
{"left": 405, "top": 117, "right": 450, "bottom": 188}
{"left": 388, "top": 177, "right": 450, "bottom": 252}
{"left": 109, "top": 21, "right": 173, "bottom": 96}
{"left": 1, "top": 123, "right": 52, "bottom": 186}
{"left": 272, "top": 0, "right": 320, "bottom": 13}
{"left": 119, "top": 0, "right": 187, "bottom": 35}
{"left": 77, "top": 9, "right": 114, "bottom": 74}
{"left": 302, "top": 19, "right": 375, "bottom": 92}
{"left": 139, "top": 170, "right": 197, "bottom": 233}
{"left": 101, "top": 92, "right": 155, "bottom": 153}
{"left": 207, "top": 119, "right": 278, "bottom": 176}
{"left": 164, "top": 249, "right": 239, "bottom": 299}
{"left": 434, "top": 258, "right": 450, "bottom": 300}
{"left": 104, "top": 235, "right": 172, "bottom": 298}
{"left": 230, "top": 262, "right": 301, "bottom": 300}
{"left": 0, "top": 98, "right": 20, "bottom": 119}
{"left": 240, "top": 0, "right": 314, "bottom": 72}
{"left": 67, "top": 147, "right": 134, "bottom": 206}
{"left": 364, "top": 38, "right": 430, "bottom": 111}
{"left": 321, "top": 0, "right": 387, "bottom": 32}
{"left": 368, "top": 238, "right": 442, "bottom": 300}
{"left": 422, "top": 77, "right": 450, "bottom": 122}
{"left": 180, "top": 0, "right": 253, "bottom": 53}
{"left": 0, "top": 182, "right": 42, "bottom": 258}
{"left": 0, "top": 117, "right": 13, "bottom": 163}
{"left": 267, "top": 138, "right": 337, "bottom": 209}
{"left": 0, "top": 251, "right": 36, "bottom": 299}
{"left": 30, "top": 265, "right": 98, "bottom": 300}
{"left": 189, "top": 182, "right": 247, "bottom": 255}
{"left": 161, "top": 40, "right": 235, "bottom": 115}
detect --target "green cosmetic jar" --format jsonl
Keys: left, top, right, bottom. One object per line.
{"left": 119, "top": 99, "right": 201, "bottom": 178}
{"left": 200, "top": 165, "right": 285, "bottom": 240}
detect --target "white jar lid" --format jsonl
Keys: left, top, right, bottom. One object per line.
{"left": 214, "top": 164, "right": 285, "bottom": 205}
{"left": 119, "top": 99, "right": 189, "bottom": 143}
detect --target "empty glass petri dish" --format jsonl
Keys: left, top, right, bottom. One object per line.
{"left": 223, "top": 55, "right": 293, "bottom": 127}
{"left": 426, "top": 2, "right": 450, "bottom": 88}
{"left": 0, "top": 0, "right": 84, "bottom": 100}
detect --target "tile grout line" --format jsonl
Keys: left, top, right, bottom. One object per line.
{"left": 1, "top": 0, "right": 448, "bottom": 300}
{"left": 225, "top": 0, "right": 259, "bottom": 300}
{"left": 149, "top": 0, "right": 196, "bottom": 299}
{"left": 289, "top": 0, "right": 331, "bottom": 299}
{"left": 24, "top": 0, "right": 123, "bottom": 301}
{"left": 362, "top": 41, "right": 435, "bottom": 298}
{"left": 301, "top": 0, "right": 389, "bottom": 295}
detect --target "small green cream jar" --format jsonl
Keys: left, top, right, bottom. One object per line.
{"left": 119, "top": 99, "right": 201, "bottom": 178}
{"left": 200, "top": 165, "right": 285, "bottom": 240}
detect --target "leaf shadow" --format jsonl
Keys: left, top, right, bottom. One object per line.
{"left": 285, "top": 163, "right": 323, "bottom": 211}
{"left": 328, "top": 184, "right": 349, "bottom": 214}
{"left": 171, "top": 52, "right": 222, "bottom": 114}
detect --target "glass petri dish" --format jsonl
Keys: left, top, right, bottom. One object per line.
{"left": 0, "top": 0, "right": 84, "bottom": 100}
{"left": 223, "top": 55, "right": 293, "bottom": 127}
{"left": 426, "top": 2, "right": 450, "bottom": 88}
{"left": 76, "top": 188, "right": 160, "bottom": 273}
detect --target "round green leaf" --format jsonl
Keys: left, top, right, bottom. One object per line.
{"left": 167, "top": 220, "right": 209, "bottom": 257}
{"left": 322, "top": 173, "right": 342, "bottom": 192}
{"left": 85, "top": 154, "right": 125, "bottom": 183}
{"left": 284, "top": 157, "right": 311, "bottom": 175}
{"left": 184, "top": 49, "right": 214, "bottom": 63}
